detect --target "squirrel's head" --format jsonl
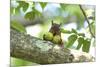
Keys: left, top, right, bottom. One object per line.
{"left": 51, "top": 20, "right": 61, "bottom": 30}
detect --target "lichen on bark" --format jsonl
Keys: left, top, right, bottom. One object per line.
{"left": 10, "top": 29, "right": 94, "bottom": 64}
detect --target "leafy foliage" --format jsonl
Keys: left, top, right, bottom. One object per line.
{"left": 60, "top": 28, "right": 71, "bottom": 34}
{"left": 82, "top": 39, "right": 91, "bottom": 53}
{"left": 61, "top": 28, "right": 91, "bottom": 53}
{"left": 60, "top": 4, "right": 70, "bottom": 10}
{"left": 11, "top": 21, "right": 26, "bottom": 33}
{"left": 10, "top": 7, "right": 14, "bottom": 14}
{"left": 60, "top": 4, "right": 85, "bottom": 29}
{"left": 24, "top": 7, "right": 41, "bottom": 20}
{"left": 13, "top": 1, "right": 29, "bottom": 15}
{"left": 11, "top": 58, "right": 34, "bottom": 66}
{"left": 71, "top": 28, "right": 78, "bottom": 34}
{"left": 15, "top": 6, "right": 20, "bottom": 14}
{"left": 24, "top": 11, "right": 35, "bottom": 20}
{"left": 76, "top": 37, "right": 84, "bottom": 50}
{"left": 66, "top": 34, "right": 77, "bottom": 48}
{"left": 17, "top": 1, "right": 29, "bottom": 12}
{"left": 40, "top": 2, "right": 47, "bottom": 10}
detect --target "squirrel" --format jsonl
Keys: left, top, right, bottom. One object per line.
{"left": 43, "top": 20, "right": 63, "bottom": 47}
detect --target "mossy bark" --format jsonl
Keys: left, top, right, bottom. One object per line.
{"left": 10, "top": 29, "right": 94, "bottom": 64}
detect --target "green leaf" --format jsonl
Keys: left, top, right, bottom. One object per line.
{"left": 60, "top": 28, "right": 71, "bottom": 34}
{"left": 23, "top": 2, "right": 29, "bottom": 12}
{"left": 17, "top": 1, "right": 29, "bottom": 12}
{"left": 40, "top": 2, "right": 47, "bottom": 9}
{"left": 60, "top": 4, "right": 68, "bottom": 10}
{"left": 78, "top": 33, "right": 85, "bottom": 37}
{"left": 15, "top": 6, "right": 20, "bottom": 14}
{"left": 11, "top": 21, "right": 26, "bottom": 33}
{"left": 11, "top": 58, "right": 33, "bottom": 66}
{"left": 76, "top": 37, "right": 84, "bottom": 50}
{"left": 25, "top": 7, "right": 41, "bottom": 20}
{"left": 10, "top": 7, "right": 14, "bottom": 14}
{"left": 66, "top": 34, "right": 77, "bottom": 48}
{"left": 82, "top": 39, "right": 91, "bottom": 53}
{"left": 71, "top": 28, "right": 77, "bottom": 34}
{"left": 24, "top": 11, "right": 35, "bottom": 20}
{"left": 32, "top": 7, "right": 41, "bottom": 16}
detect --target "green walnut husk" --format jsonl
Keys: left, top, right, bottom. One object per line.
{"left": 52, "top": 35, "right": 61, "bottom": 44}
{"left": 43, "top": 32, "right": 53, "bottom": 41}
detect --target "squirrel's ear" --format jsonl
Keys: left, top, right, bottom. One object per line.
{"left": 51, "top": 20, "right": 54, "bottom": 25}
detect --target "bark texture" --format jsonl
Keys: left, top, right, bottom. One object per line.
{"left": 10, "top": 29, "right": 94, "bottom": 64}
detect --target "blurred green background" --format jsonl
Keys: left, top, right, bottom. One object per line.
{"left": 10, "top": 0, "right": 95, "bottom": 66}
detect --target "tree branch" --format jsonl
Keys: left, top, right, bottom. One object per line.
{"left": 79, "top": 5, "right": 95, "bottom": 38}
{"left": 11, "top": 15, "right": 44, "bottom": 27}
{"left": 10, "top": 29, "right": 94, "bottom": 64}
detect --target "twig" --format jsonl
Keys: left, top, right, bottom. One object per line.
{"left": 79, "top": 5, "right": 95, "bottom": 38}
